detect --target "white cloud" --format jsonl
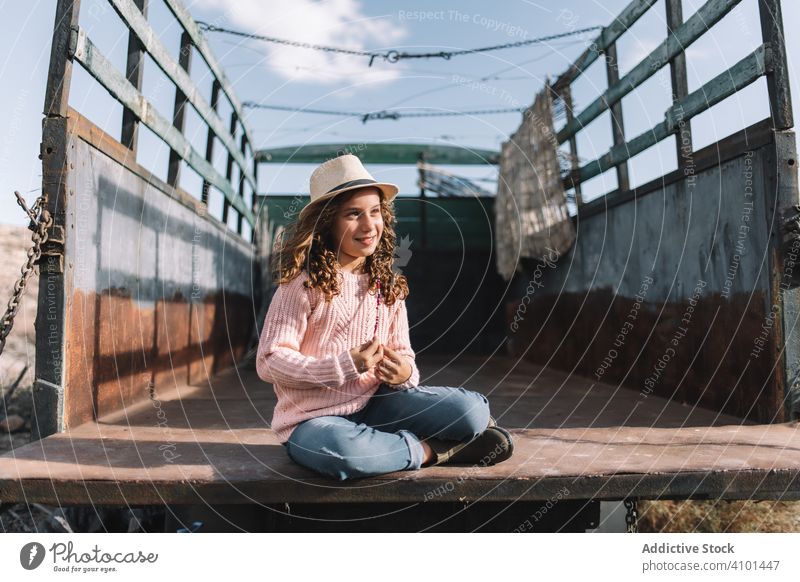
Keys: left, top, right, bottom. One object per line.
{"left": 190, "top": 0, "right": 408, "bottom": 88}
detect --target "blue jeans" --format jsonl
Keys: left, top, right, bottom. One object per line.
{"left": 283, "top": 383, "right": 491, "bottom": 481}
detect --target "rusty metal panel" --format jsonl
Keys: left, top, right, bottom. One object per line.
{"left": 507, "top": 133, "right": 793, "bottom": 424}
{"left": 38, "top": 110, "right": 256, "bottom": 433}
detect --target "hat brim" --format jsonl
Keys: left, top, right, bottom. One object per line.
{"left": 298, "top": 182, "right": 399, "bottom": 220}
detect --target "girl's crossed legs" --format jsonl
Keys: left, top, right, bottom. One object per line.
{"left": 284, "top": 384, "right": 491, "bottom": 481}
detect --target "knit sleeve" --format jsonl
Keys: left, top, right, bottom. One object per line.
{"left": 385, "top": 298, "right": 419, "bottom": 390}
{"left": 256, "top": 277, "right": 361, "bottom": 390}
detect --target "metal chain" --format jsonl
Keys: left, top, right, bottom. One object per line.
{"left": 198, "top": 21, "right": 602, "bottom": 66}
{"left": 399, "top": 25, "right": 604, "bottom": 61}
{"left": 0, "top": 191, "right": 52, "bottom": 357}
{"left": 624, "top": 498, "right": 639, "bottom": 533}
{"left": 242, "top": 101, "right": 527, "bottom": 121}
{"left": 197, "top": 22, "right": 383, "bottom": 59}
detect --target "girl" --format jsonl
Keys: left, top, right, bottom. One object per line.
{"left": 256, "top": 154, "right": 513, "bottom": 481}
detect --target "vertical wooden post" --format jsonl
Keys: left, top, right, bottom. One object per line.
{"left": 121, "top": 0, "right": 148, "bottom": 153}
{"left": 561, "top": 85, "right": 582, "bottom": 206}
{"left": 167, "top": 30, "right": 193, "bottom": 187}
{"left": 37, "top": 0, "right": 82, "bottom": 440}
{"left": 759, "top": 0, "right": 797, "bottom": 418}
{"left": 236, "top": 134, "right": 247, "bottom": 235}
{"left": 251, "top": 157, "right": 259, "bottom": 245}
{"left": 222, "top": 112, "right": 238, "bottom": 226}
{"left": 201, "top": 80, "right": 221, "bottom": 205}
{"left": 666, "top": 0, "right": 693, "bottom": 171}
{"left": 44, "top": 0, "right": 82, "bottom": 118}
{"left": 417, "top": 152, "right": 427, "bottom": 249}
{"left": 758, "top": 0, "right": 793, "bottom": 130}
{"left": 604, "top": 42, "right": 630, "bottom": 192}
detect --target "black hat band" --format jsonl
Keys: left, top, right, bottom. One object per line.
{"left": 325, "top": 178, "right": 378, "bottom": 194}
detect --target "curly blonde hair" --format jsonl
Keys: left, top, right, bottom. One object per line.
{"left": 270, "top": 186, "right": 409, "bottom": 306}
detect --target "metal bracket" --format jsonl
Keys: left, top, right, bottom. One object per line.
{"left": 36, "top": 224, "right": 65, "bottom": 274}
{"left": 67, "top": 24, "right": 79, "bottom": 60}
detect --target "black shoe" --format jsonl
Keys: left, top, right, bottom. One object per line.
{"left": 445, "top": 425, "right": 514, "bottom": 466}
{"left": 425, "top": 422, "right": 514, "bottom": 467}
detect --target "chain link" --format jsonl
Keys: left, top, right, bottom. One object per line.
{"left": 402, "top": 25, "right": 604, "bottom": 60}
{"left": 624, "top": 498, "right": 639, "bottom": 533}
{"left": 198, "top": 22, "right": 382, "bottom": 59}
{"left": 198, "top": 21, "right": 602, "bottom": 66}
{"left": 0, "top": 191, "right": 52, "bottom": 357}
{"left": 241, "top": 102, "right": 527, "bottom": 122}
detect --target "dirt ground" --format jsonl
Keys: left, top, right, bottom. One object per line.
{"left": 0, "top": 223, "right": 798, "bottom": 533}
{"left": 0, "top": 224, "right": 37, "bottom": 475}
{"left": 0, "top": 223, "right": 60, "bottom": 531}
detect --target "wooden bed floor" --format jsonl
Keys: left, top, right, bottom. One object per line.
{"left": 419, "top": 354, "right": 748, "bottom": 429}
{"left": 1, "top": 354, "right": 798, "bottom": 504}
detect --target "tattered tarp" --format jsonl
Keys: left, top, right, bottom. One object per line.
{"left": 495, "top": 86, "right": 575, "bottom": 281}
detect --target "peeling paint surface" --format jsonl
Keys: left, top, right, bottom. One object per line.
{"left": 57, "top": 113, "right": 257, "bottom": 428}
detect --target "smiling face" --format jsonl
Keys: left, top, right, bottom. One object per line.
{"left": 328, "top": 187, "right": 384, "bottom": 273}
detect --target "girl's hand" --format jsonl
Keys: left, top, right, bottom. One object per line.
{"left": 350, "top": 337, "right": 384, "bottom": 374}
{"left": 376, "top": 345, "right": 413, "bottom": 385}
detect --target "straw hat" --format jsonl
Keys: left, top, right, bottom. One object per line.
{"left": 300, "top": 154, "right": 399, "bottom": 220}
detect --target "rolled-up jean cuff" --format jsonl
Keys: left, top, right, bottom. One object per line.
{"left": 398, "top": 429, "right": 425, "bottom": 470}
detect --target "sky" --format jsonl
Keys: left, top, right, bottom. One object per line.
{"left": 1, "top": 0, "right": 799, "bottom": 232}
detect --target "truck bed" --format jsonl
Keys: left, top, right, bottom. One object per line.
{"left": 2, "top": 355, "right": 798, "bottom": 505}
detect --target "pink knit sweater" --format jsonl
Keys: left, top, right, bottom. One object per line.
{"left": 256, "top": 269, "right": 420, "bottom": 443}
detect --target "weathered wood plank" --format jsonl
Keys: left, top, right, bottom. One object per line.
{"left": 2, "top": 421, "right": 799, "bottom": 505}
{"left": 202, "top": 80, "right": 221, "bottom": 205}
{"left": 251, "top": 155, "right": 259, "bottom": 245}
{"left": 3, "top": 356, "right": 799, "bottom": 505}
{"left": 236, "top": 132, "right": 247, "bottom": 235}
{"left": 604, "top": 42, "right": 629, "bottom": 193}
{"left": 561, "top": 84, "right": 582, "bottom": 204}
{"left": 222, "top": 111, "right": 238, "bottom": 225}
{"left": 43, "top": 0, "right": 81, "bottom": 117}
{"left": 575, "top": 44, "right": 770, "bottom": 185}
{"left": 70, "top": 27, "right": 255, "bottom": 226}
{"left": 167, "top": 29, "right": 193, "bottom": 187}
{"left": 665, "top": 44, "right": 770, "bottom": 132}
{"left": 758, "top": 0, "right": 793, "bottom": 130}
{"left": 557, "top": 0, "right": 743, "bottom": 143}
{"left": 552, "top": 0, "right": 659, "bottom": 93}
{"left": 120, "top": 0, "right": 147, "bottom": 152}
{"left": 161, "top": 0, "right": 255, "bottom": 150}
{"left": 666, "top": 0, "right": 693, "bottom": 172}
{"left": 573, "top": 118, "right": 773, "bottom": 219}
{"left": 108, "top": 0, "right": 256, "bottom": 190}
